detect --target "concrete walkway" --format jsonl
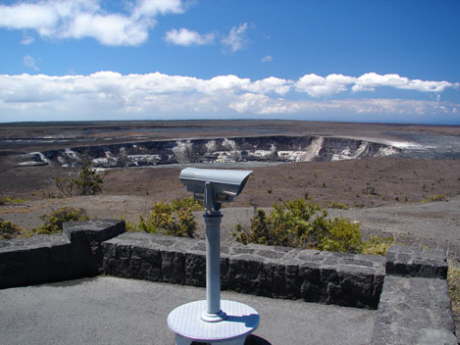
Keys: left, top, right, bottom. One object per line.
{"left": 0, "top": 277, "right": 375, "bottom": 345}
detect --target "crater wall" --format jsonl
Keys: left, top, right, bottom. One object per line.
{"left": 17, "top": 135, "right": 400, "bottom": 168}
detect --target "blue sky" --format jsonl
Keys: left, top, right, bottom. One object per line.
{"left": 0, "top": 0, "right": 459, "bottom": 124}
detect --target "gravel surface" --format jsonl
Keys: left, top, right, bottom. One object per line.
{"left": 196, "top": 198, "right": 460, "bottom": 262}
{"left": 2, "top": 194, "right": 458, "bottom": 261}
{"left": 328, "top": 197, "right": 460, "bottom": 241}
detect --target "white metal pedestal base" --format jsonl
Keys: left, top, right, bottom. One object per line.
{"left": 167, "top": 300, "right": 259, "bottom": 345}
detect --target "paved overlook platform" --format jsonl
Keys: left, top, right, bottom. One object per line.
{"left": 0, "top": 220, "right": 457, "bottom": 345}
{"left": 0, "top": 277, "right": 375, "bottom": 345}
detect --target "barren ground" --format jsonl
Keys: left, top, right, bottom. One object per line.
{"left": 1, "top": 120, "right": 460, "bottom": 230}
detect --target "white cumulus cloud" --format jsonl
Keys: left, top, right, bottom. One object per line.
{"left": 228, "top": 94, "right": 459, "bottom": 117}
{"left": 295, "top": 72, "right": 456, "bottom": 97}
{"left": 245, "top": 77, "right": 293, "bottom": 95}
{"left": 352, "top": 72, "right": 454, "bottom": 93}
{"left": 164, "top": 28, "right": 215, "bottom": 46}
{"left": 0, "top": 71, "right": 458, "bottom": 122}
{"left": 221, "top": 23, "right": 248, "bottom": 52}
{"left": 0, "top": 0, "right": 185, "bottom": 46}
{"left": 296, "top": 74, "right": 356, "bottom": 97}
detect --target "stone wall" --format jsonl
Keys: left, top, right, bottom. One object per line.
{"left": 370, "top": 246, "right": 457, "bottom": 345}
{"left": 386, "top": 244, "right": 448, "bottom": 278}
{"left": 102, "top": 232, "right": 385, "bottom": 309}
{"left": 0, "top": 220, "right": 124, "bottom": 289}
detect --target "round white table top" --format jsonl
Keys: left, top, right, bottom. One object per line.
{"left": 167, "top": 300, "right": 259, "bottom": 342}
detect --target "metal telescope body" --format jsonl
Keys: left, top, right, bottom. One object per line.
{"left": 180, "top": 168, "right": 252, "bottom": 215}
{"left": 179, "top": 168, "right": 252, "bottom": 321}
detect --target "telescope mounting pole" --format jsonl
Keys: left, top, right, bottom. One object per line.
{"left": 201, "top": 182, "right": 226, "bottom": 322}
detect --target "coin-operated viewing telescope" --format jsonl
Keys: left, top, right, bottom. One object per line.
{"left": 168, "top": 168, "right": 259, "bottom": 345}
{"left": 179, "top": 167, "right": 252, "bottom": 213}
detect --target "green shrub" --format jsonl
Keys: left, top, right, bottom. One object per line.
{"left": 328, "top": 201, "right": 349, "bottom": 210}
{"left": 234, "top": 199, "right": 364, "bottom": 253}
{"left": 318, "top": 218, "right": 363, "bottom": 253}
{"left": 139, "top": 197, "right": 202, "bottom": 238}
{"left": 0, "top": 218, "right": 23, "bottom": 240}
{"left": 234, "top": 198, "right": 393, "bottom": 255}
{"left": 423, "top": 194, "right": 448, "bottom": 202}
{"left": 170, "top": 197, "right": 203, "bottom": 212}
{"left": 34, "top": 207, "right": 89, "bottom": 234}
{"left": 0, "top": 196, "right": 25, "bottom": 205}
{"left": 238, "top": 200, "right": 328, "bottom": 248}
{"left": 362, "top": 236, "right": 394, "bottom": 255}
{"left": 120, "top": 217, "right": 138, "bottom": 232}
{"left": 54, "top": 161, "right": 104, "bottom": 197}
{"left": 234, "top": 210, "right": 272, "bottom": 246}
{"left": 73, "top": 161, "right": 104, "bottom": 195}
{"left": 54, "top": 176, "right": 75, "bottom": 197}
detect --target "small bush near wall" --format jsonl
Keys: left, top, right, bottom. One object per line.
{"left": 328, "top": 201, "right": 349, "bottom": 209}
{"left": 139, "top": 197, "right": 203, "bottom": 238}
{"left": 448, "top": 262, "right": 460, "bottom": 315}
{"left": 234, "top": 198, "right": 392, "bottom": 255}
{"left": 318, "top": 218, "right": 363, "bottom": 253}
{"left": 0, "top": 218, "right": 23, "bottom": 240}
{"left": 362, "top": 235, "right": 394, "bottom": 255}
{"left": 34, "top": 207, "right": 89, "bottom": 235}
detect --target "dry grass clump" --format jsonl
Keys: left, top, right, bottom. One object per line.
{"left": 0, "top": 196, "right": 25, "bottom": 205}
{"left": 448, "top": 261, "right": 460, "bottom": 314}
{"left": 34, "top": 207, "right": 88, "bottom": 235}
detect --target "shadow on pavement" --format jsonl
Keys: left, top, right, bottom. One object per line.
{"left": 191, "top": 335, "right": 271, "bottom": 345}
